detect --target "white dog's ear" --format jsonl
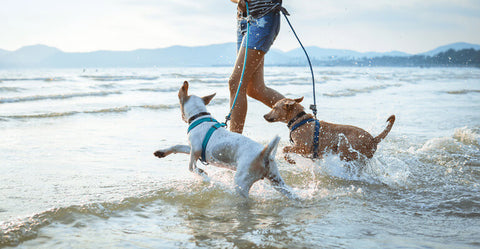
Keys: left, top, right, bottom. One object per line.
{"left": 202, "top": 93, "right": 216, "bottom": 105}
{"left": 294, "top": 96, "right": 304, "bottom": 103}
{"left": 179, "top": 81, "right": 189, "bottom": 102}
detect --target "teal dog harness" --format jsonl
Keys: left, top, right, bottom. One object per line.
{"left": 187, "top": 113, "right": 226, "bottom": 164}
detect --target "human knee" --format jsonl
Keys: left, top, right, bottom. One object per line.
{"left": 228, "top": 77, "right": 240, "bottom": 94}
{"left": 246, "top": 84, "right": 263, "bottom": 100}
{"left": 247, "top": 90, "right": 261, "bottom": 101}
{"left": 230, "top": 79, "right": 250, "bottom": 97}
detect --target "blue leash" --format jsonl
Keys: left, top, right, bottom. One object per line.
{"left": 279, "top": 7, "right": 320, "bottom": 158}
{"left": 190, "top": 2, "right": 251, "bottom": 164}
{"left": 225, "top": 2, "right": 250, "bottom": 125}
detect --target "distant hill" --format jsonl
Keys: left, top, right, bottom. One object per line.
{"left": 285, "top": 47, "right": 411, "bottom": 61}
{"left": 1, "top": 44, "right": 62, "bottom": 67}
{"left": 45, "top": 43, "right": 238, "bottom": 68}
{"left": 342, "top": 48, "right": 480, "bottom": 67}
{"left": 0, "top": 42, "right": 479, "bottom": 68}
{"left": 421, "top": 42, "right": 480, "bottom": 56}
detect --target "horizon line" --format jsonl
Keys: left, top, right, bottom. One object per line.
{"left": 2, "top": 41, "right": 480, "bottom": 55}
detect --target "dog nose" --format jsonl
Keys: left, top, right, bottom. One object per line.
{"left": 263, "top": 114, "right": 273, "bottom": 122}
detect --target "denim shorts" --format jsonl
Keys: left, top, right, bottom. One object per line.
{"left": 237, "top": 11, "right": 281, "bottom": 53}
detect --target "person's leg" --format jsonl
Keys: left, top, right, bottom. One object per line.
{"left": 228, "top": 47, "right": 265, "bottom": 134}
{"left": 229, "top": 11, "right": 282, "bottom": 133}
{"left": 246, "top": 58, "right": 285, "bottom": 108}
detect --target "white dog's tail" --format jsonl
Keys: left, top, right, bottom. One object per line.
{"left": 254, "top": 135, "right": 280, "bottom": 170}
{"left": 258, "top": 136, "right": 300, "bottom": 201}
{"left": 263, "top": 136, "right": 281, "bottom": 162}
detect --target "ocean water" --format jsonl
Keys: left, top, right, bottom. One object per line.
{"left": 0, "top": 66, "right": 479, "bottom": 248}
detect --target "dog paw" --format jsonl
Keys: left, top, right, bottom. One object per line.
{"left": 195, "top": 168, "right": 208, "bottom": 176}
{"left": 283, "top": 146, "right": 292, "bottom": 153}
{"left": 286, "top": 158, "right": 297, "bottom": 164}
{"left": 154, "top": 150, "right": 166, "bottom": 158}
{"left": 284, "top": 154, "right": 296, "bottom": 164}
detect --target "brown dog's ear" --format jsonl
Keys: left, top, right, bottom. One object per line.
{"left": 202, "top": 93, "right": 216, "bottom": 105}
{"left": 294, "top": 96, "right": 304, "bottom": 103}
{"left": 284, "top": 99, "right": 297, "bottom": 110}
{"left": 179, "top": 81, "right": 189, "bottom": 101}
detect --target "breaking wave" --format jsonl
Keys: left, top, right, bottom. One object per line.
{"left": 135, "top": 87, "right": 181, "bottom": 93}
{"left": 1, "top": 104, "right": 177, "bottom": 120}
{"left": 323, "top": 84, "right": 401, "bottom": 97}
{"left": 416, "top": 126, "right": 480, "bottom": 168}
{"left": 0, "top": 91, "right": 122, "bottom": 104}
{"left": 0, "top": 98, "right": 229, "bottom": 121}
{"left": 0, "top": 87, "right": 24, "bottom": 93}
{"left": 446, "top": 89, "right": 480, "bottom": 95}
{"left": 79, "top": 75, "right": 159, "bottom": 81}
{"left": 0, "top": 77, "right": 66, "bottom": 82}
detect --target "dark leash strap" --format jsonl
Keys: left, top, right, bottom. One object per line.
{"left": 313, "top": 120, "right": 320, "bottom": 158}
{"left": 278, "top": 5, "right": 317, "bottom": 118}
{"left": 279, "top": 4, "right": 319, "bottom": 157}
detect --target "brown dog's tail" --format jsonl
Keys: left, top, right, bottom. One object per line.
{"left": 374, "top": 115, "right": 395, "bottom": 144}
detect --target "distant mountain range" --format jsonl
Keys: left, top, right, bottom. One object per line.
{"left": 0, "top": 42, "right": 479, "bottom": 68}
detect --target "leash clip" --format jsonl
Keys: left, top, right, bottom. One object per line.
{"left": 245, "top": 15, "right": 254, "bottom": 24}
{"left": 310, "top": 104, "right": 317, "bottom": 118}
{"left": 224, "top": 115, "right": 231, "bottom": 128}
{"left": 277, "top": 6, "right": 290, "bottom": 16}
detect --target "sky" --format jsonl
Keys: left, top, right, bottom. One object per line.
{"left": 1, "top": 0, "right": 479, "bottom": 54}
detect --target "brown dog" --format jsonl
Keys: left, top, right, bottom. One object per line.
{"left": 264, "top": 97, "right": 395, "bottom": 163}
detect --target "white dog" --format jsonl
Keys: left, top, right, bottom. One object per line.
{"left": 154, "top": 81, "right": 298, "bottom": 200}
